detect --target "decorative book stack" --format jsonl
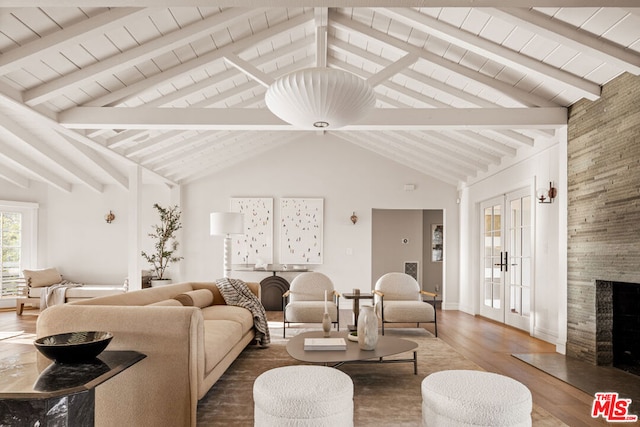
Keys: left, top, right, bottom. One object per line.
{"left": 303, "top": 338, "right": 347, "bottom": 351}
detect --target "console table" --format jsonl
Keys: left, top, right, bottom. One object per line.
{"left": 0, "top": 350, "right": 145, "bottom": 426}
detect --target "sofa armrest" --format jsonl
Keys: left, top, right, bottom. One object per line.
{"left": 37, "top": 304, "right": 204, "bottom": 427}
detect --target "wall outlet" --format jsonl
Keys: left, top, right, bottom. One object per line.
{"left": 434, "top": 284, "right": 440, "bottom": 292}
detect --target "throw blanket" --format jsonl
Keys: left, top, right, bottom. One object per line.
{"left": 40, "top": 280, "right": 83, "bottom": 310}
{"left": 215, "top": 278, "right": 270, "bottom": 347}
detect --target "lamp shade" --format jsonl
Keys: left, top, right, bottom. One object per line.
{"left": 265, "top": 67, "right": 376, "bottom": 130}
{"left": 210, "top": 212, "right": 244, "bottom": 236}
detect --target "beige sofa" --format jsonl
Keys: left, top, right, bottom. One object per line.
{"left": 36, "top": 281, "right": 261, "bottom": 427}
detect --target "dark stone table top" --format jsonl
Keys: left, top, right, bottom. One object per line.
{"left": 0, "top": 350, "right": 145, "bottom": 399}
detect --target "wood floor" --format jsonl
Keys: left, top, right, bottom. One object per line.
{"left": 1, "top": 306, "right": 609, "bottom": 426}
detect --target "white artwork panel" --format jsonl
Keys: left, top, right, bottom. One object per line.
{"left": 280, "top": 198, "right": 323, "bottom": 264}
{"left": 230, "top": 198, "right": 273, "bottom": 265}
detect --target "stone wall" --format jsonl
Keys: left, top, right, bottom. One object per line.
{"left": 567, "top": 72, "right": 640, "bottom": 364}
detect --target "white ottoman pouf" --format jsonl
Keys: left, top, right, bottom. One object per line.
{"left": 421, "top": 370, "right": 532, "bottom": 427}
{"left": 253, "top": 365, "right": 354, "bottom": 427}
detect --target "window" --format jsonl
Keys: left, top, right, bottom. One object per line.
{"left": 0, "top": 201, "right": 38, "bottom": 298}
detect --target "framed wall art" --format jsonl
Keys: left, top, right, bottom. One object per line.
{"left": 280, "top": 198, "right": 323, "bottom": 264}
{"left": 230, "top": 198, "right": 273, "bottom": 265}
{"left": 431, "top": 224, "right": 443, "bottom": 262}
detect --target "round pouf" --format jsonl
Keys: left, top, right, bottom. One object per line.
{"left": 253, "top": 365, "right": 354, "bottom": 427}
{"left": 421, "top": 370, "right": 532, "bottom": 427}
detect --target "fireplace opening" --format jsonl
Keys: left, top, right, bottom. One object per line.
{"left": 613, "top": 281, "right": 640, "bottom": 376}
{"left": 260, "top": 276, "right": 289, "bottom": 311}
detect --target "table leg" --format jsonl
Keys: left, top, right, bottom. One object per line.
{"left": 353, "top": 298, "right": 360, "bottom": 327}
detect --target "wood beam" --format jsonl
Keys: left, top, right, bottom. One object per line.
{"left": 6, "top": 1, "right": 639, "bottom": 7}
{"left": 0, "top": 142, "right": 72, "bottom": 193}
{"left": 0, "top": 116, "right": 104, "bottom": 193}
{"left": 58, "top": 107, "right": 567, "bottom": 130}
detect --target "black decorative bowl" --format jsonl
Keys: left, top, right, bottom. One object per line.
{"left": 34, "top": 331, "right": 113, "bottom": 364}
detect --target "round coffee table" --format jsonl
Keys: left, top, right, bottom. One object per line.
{"left": 286, "top": 331, "right": 418, "bottom": 374}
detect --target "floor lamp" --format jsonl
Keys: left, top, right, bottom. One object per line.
{"left": 210, "top": 212, "right": 244, "bottom": 278}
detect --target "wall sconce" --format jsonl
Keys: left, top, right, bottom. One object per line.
{"left": 104, "top": 210, "right": 115, "bottom": 223}
{"left": 537, "top": 182, "right": 557, "bottom": 204}
{"left": 350, "top": 212, "right": 358, "bottom": 224}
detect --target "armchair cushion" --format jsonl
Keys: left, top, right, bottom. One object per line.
{"left": 375, "top": 300, "right": 434, "bottom": 323}
{"left": 285, "top": 301, "right": 339, "bottom": 323}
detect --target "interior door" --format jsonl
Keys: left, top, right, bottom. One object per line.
{"left": 480, "top": 189, "right": 532, "bottom": 331}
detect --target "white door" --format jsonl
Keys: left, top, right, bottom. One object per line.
{"left": 480, "top": 189, "right": 532, "bottom": 331}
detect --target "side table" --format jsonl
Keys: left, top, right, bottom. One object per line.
{"left": 342, "top": 292, "right": 374, "bottom": 331}
{"left": 0, "top": 350, "right": 145, "bottom": 426}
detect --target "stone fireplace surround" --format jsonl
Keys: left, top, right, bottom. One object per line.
{"left": 566, "top": 72, "right": 640, "bottom": 367}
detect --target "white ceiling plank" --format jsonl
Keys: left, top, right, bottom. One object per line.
{"left": 381, "top": 131, "right": 480, "bottom": 176}
{"left": 124, "top": 130, "right": 192, "bottom": 157}
{"left": 58, "top": 106, "right": 566, "bottom": 130}
{"left": 0, "top": 8, "right": 147, "bottom": 75}
{"left": 0, "top": 115, "right": 104, "bottom": 193}
{"left": 367, "top": 53, "right": 419, "bottom": 87}
{"left": 428, "top": 131, "right": 502, "bottom": 165}
{"left": 338, "top": 132, "right": 463, "bottom": 184}
{"left": 138, "top": 130, "right": 231, "bottom": 165}
{"left": 83, "top": 10, "right": 313, "bottom": 108}
{"left": 488, "top": 8, "right": 640, "bottom": 74}
{"left": 331, "top": 12, "right": 558, "bottom": 108}
{"left": 223, "top": 54, "right": 275, "bottom": 87}
{"left": 378, "top": 8, "right": 602, "bottom": 100}
{"left": 0, "top": 165, "right": 30, "bottom": 189}
{"left": 148, "top": 131, "right": 254, "bottom": 169}
{"left": 23, "top": 8, "right": 263, "bottom": 106}
{"left": 60, "top": 133, "right": 129, "bottom": 190}
{"left": 451, "top": 130, "right": 518, "bottom": 157}
{"left": 0, "top": 141, "right": 72, "bottom": 193}
{"left": 168, "top": 133, "right": 303, "bottom": 183}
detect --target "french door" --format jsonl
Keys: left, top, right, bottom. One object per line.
{"left": 480, "top": 188, "right": 532, "bottom": 332}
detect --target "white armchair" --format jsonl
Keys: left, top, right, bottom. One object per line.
{"left": 374, "top": 272, "right": 438, "bottom": 336}
{"left": 282, "top": 272, "right": 340, "bottom": 338}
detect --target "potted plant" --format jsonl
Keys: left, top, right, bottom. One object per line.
{"left": 141, "top": 203, "right": 183, "bottom": 286}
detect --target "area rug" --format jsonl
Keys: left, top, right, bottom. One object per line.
{"left": 197, "top": 327, "right": 565, "bottom": 426}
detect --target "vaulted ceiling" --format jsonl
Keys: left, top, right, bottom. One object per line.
{"left": 1, "top": 1, "right": 639, "bottom": 193}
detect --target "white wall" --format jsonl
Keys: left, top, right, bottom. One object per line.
{"left": 0, "top": 179, "right": 170, "bottom": 286}
{"left": 182, "top": 133, "right": 460, "bottom": 307}
{"left": 458, "top": 135, "right": 566, "bottom": 347}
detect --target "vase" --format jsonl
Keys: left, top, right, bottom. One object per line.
{"left": 150, "top": 279, "right": 172, "bottom": 287}
{"left": 322, "top": 312, "right": 332, "bottom": 337}
{"left": 357, "top": 305, "right": 378, "bottom": 350}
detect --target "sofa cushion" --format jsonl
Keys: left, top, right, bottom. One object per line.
{"left": 201, "top": 305, "right": 254, "bottom": 335}
{"left": 23, "top": 268, "right": 62, "bottom": 288}
{"left": 203, "top": 319, "right": 243, "bottom": 375}
{"left": 148, "top": 299, "right": 183, "bottom": 307}
{"left": 174, "top": 289, "right": 214, "bottom": 307}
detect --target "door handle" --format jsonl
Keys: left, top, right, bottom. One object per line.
{"left": 493, "top": 252, "right": 509, "bottom": 272}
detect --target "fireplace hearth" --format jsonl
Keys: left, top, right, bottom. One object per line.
{"left": 596, "top": 280, "right": 640, "bottom": 376}
{"left": 613, "top": 281, "right": 640, "bottom": 376}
